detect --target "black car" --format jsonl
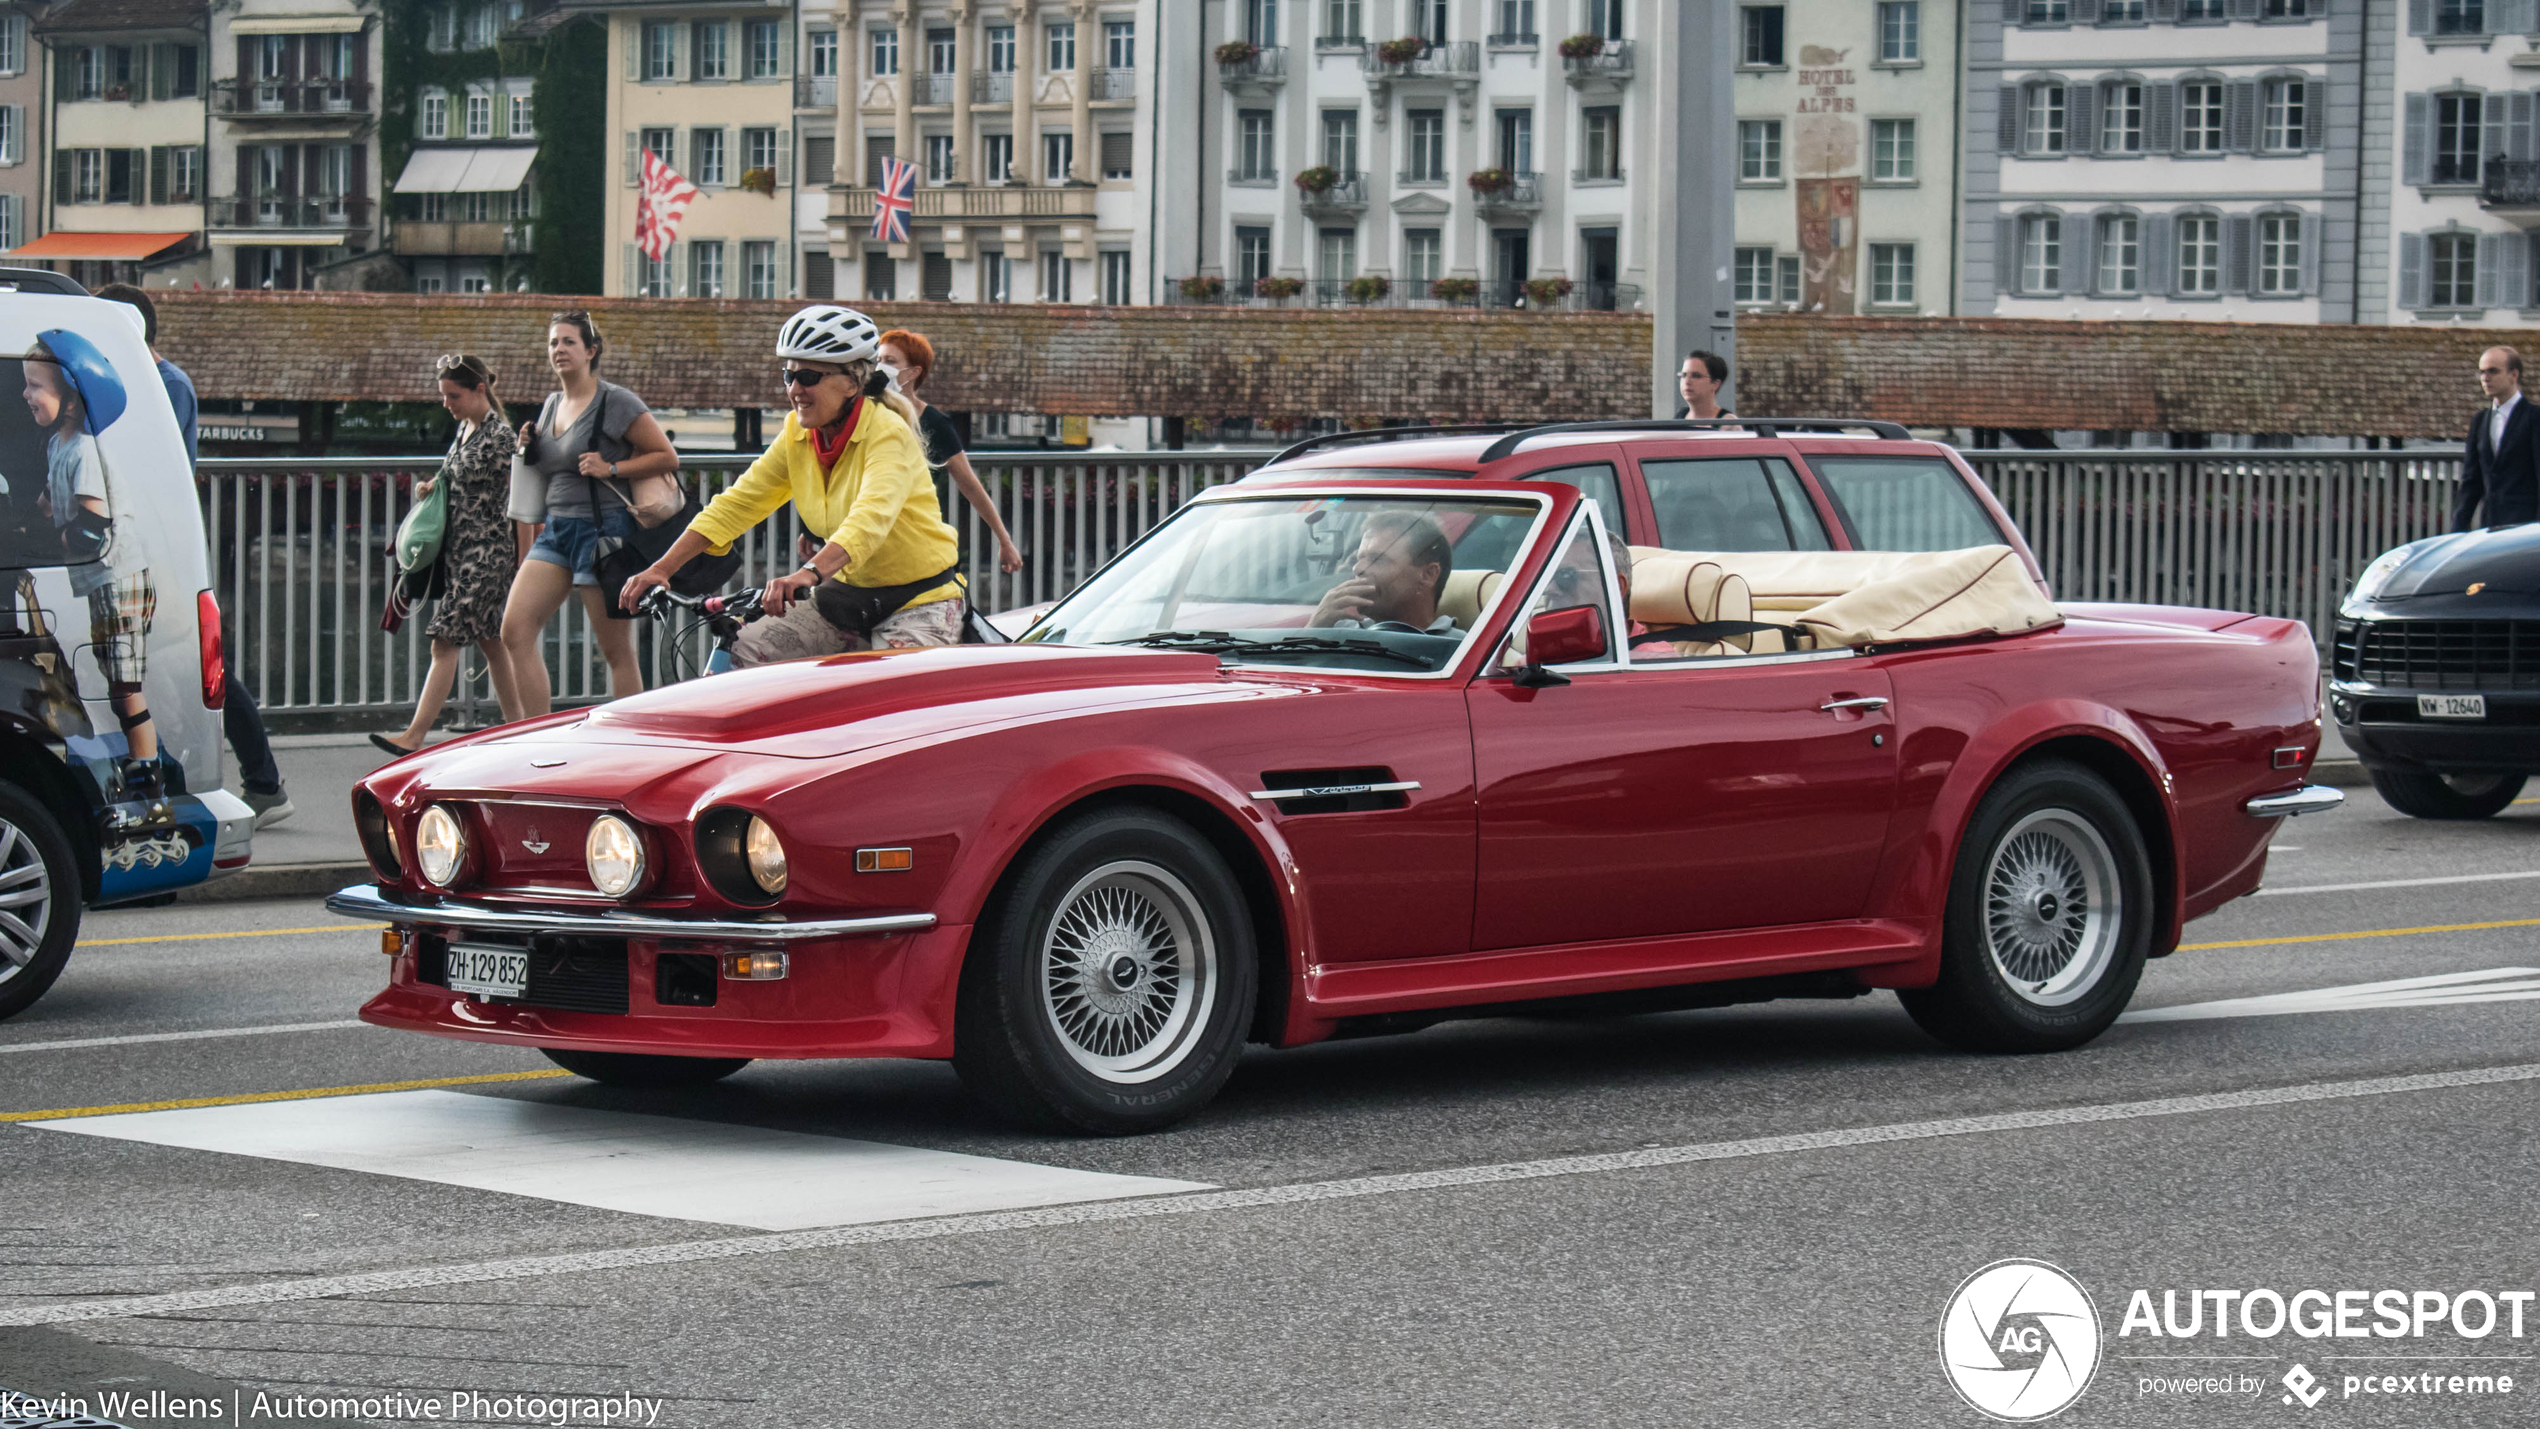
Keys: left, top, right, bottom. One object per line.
{"left": 2333, "top": 524, "right": 2540, "bottom": 819}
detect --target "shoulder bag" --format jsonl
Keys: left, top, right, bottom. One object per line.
{"left": 587, "top": 390, "right": 740, "bottom": 617}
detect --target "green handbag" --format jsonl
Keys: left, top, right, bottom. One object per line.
{"left": 394, "top": 467, "right": 449, "bottom": 574}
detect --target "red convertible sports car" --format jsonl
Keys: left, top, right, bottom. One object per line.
{"left": 331, "top": 420, "right": 2341, "bottom": 1133}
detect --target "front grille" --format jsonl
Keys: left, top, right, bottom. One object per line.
{"left": 2341, "top": 618, "right": 2540, "bottom": 691}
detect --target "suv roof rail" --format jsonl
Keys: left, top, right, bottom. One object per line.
{"left": 1477, "top": 417, "right": 1913, "bottom": 464}
{"left": 0, "top": 267, "right": 89, "bottom": 296}
{"left": 1262, "top": 422, "right": 1531, "bottom": 467}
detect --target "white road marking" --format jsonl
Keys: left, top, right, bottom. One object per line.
{"left": 2122, "top": 967, "right": 2540, "bottom": 1023}
{"left": 2256, "top": 870, "right": 2540, "bottom": 896}
{"left": 5, "top": 1060, "right": 2537, "bottom": 1327}
{"left": 28, "top": 1090, "right": 1211, "bottom": 1232}
{"left": 0, "top": 1020, "right": 368, "bottom": 1055}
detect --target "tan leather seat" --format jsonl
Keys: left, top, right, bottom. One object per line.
{"left": 1625, "top": 545, "right": 2060, "bottom": 653}
{"left": 1626, "top": 552, "right": 1764, "bottom": 657}
{"left": 1438, "top": 569, "right": 1503, "bottom": 630}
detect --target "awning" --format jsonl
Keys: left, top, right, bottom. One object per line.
{"left": 6, "top": 231, "right": 193, "bottom": 260}
{"left": 393, "top": 146, "right": 538, "bottom": 195}
{"left": 230, "top": 15, "right": 368, "bottom": 33}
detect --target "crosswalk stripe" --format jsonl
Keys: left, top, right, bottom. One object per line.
{"left": 0, "top": 1070, "right": 570, "bottom": 1123}
{"left": 2123, "top": 967, "right": 2540, "bottom": 1023}
{"left": 5, "top": 1059, "right": 2536, "bottom": 1329}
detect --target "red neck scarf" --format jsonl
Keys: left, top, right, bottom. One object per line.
{"left": 810, "top": 396, "right": 864, "bottom": 467}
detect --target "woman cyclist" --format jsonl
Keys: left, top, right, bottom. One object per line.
{"left": 617, "top": 306, "right": 963, "bottom": 663}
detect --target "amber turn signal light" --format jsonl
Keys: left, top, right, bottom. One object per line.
{"left": 721, "top": 951, "right": 788, "bottom": 981}
{"left": 855, "top": 847, "right": 913, "bottom": 873}
{"left": 380, "top": 928, "right": 402, "bottom": 957}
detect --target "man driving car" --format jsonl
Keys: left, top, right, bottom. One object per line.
{"left": 1310, "top": 510, "right": 1458, "bottom": 633}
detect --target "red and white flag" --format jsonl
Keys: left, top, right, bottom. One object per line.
{"left": 636, "top": 148, "right": 700, "bottom": 264}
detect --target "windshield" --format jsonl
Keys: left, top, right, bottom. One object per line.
{"left": 1021, "top": 493, "right": 1546, "bottom": 674}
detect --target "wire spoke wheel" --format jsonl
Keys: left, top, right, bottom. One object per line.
{"left": 0, "top": 820, "right": 54, "bottom": 984}
{"left": 1038, "top": 859, "right": 1216, "bottom": 1084}
{"left": 1982, "top": 810, "right": 2121, "bottom": 1008}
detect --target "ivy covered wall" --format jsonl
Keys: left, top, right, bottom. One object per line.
{"left": 378, "top": 7, "right": 606, "bottom": 295}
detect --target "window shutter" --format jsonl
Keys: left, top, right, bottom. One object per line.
{"left": 2068, "top": 83, "right": 2097, "bottom": 151}
{"left": 52, "top": 147, "right": 68, "bottom": 203}
{"left": 54, "top": 52, "right": 70, "bottom": 101}
{"left": 2409, "top": 0, "right": 2432, "bottom": 33}
{"left": 2479, "top": 232, "right": 2504, "bottom": 307}
{"left": 2074, "top": 0, "right": 2102, "bottom": 21}
{"left": 2489, "top": 97, "right": 2510, "bottom": 171}
{"left": 806, "top": 134, "right": 835, "bottom": 185}
{"left": 149, "top": 43, "right": 169, "bottom": 101}
{"left": 624, "top": 242, "right": 638, "bottom": 296}
{"left": 626, "top": 23, "right": 642, "bottom": 80}
{"left": 2403, "top": 94, "right": 2430, "bottom": 185}
{"left": 149, "top": 144, "right": 167, "bottom": 204}
{"left": 2, "top": 104, "right": 17, "bottom": 164}
{"left": 2399, "top": 232, "right": 2427, "bottom": 307}
{"left": 780, "top": 243, "right": 794, "bottom": 299}
{"left": 2501, "top": 229, "right": 2532, "bottom": 308}
{"left": 2151, "top": 0, "right": 2177, "bottom": 17}
{"left": 2144, "top": 212, "right": 2174, "bottom": 296}
{"left": 1994, "top": 215, "right": 2016, "bottom": 300}
{"left": 2514, "top": 91, "right": 2537, "bottom": 161}
{"left": 778, "top": 20, "right": 794, "bottom": 75}
{"left": 777, "top": 127, "right": 792, "bottom": 184}
{"left": 236, "top": 36, "right": 254, "bottom": 87}
{"left": 2066, "top": 212, "right": 2094, "bottom": 295}
{"left": 2491, "top": 0, "right": 2528, "bottom": 32}
{"left": 2299, "top": 211, "right": 2323, "bottom": 295}
{"left": 2148, "top": 81, "right": 2176, "bottom": 153}
{"left": 673, "top": 22, "right": 686, "bottom": 81}
{"left": 2225, "top": 212, "right": 2255, "bottom": 292}
{"left": 1998, "top": 86, "right": 2020, "bottom": 152}
{"left": 2305, "top": 78, "right": 2329, "bottom": 150}
{"left": 2003, "top": 0, "right": 2022, "bottom": 21}
{"left": 349, "top": 145, "right": 365, "bottom": 213}
{"left": 2229, "top": 0, "right": 2258, "bottom": 18}
{"left": 625, "top": 130, "right": 639, "bottom": 185}
{"left": 2225, "top": 78, "right": 2257, "bottom": 152}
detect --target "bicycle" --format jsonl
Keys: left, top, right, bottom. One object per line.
{"left": 636, "top": 585, "right": 770, "bottom": 678}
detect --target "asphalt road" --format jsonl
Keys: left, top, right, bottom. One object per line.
{"left": 3, "top": 790, "right": 2539, "bottom": 1428}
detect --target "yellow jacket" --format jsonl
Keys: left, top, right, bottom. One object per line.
{"left": 688, "top": 402, "right": 961, "bottom": 606}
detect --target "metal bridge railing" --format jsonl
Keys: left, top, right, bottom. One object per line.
{"left": 198, "top": 447, "right": 2462, "bottom": 719}
{"left": 199, "top": 452, "right": 1257, "bottom": 720}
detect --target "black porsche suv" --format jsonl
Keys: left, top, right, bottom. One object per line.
{"left": 2333, "top": 525, "right": 2540, "bottom": 819}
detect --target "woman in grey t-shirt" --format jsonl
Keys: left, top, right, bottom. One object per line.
{"left": 495, "top": 311, "right": 680, "bottom": 717}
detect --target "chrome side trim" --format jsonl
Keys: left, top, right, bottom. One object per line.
{"left": 2243, "top": 785, "right": 2346, "bottom": 819}
{"left": 324, "top": 884, "right": 935, "bottom": 942}
{"left": 1247, "top": 780, "right": 1424, "bottom": 800}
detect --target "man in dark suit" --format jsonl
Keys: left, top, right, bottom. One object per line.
{"left": 2456, "top": 345, "right": 2540, "bottom": 530}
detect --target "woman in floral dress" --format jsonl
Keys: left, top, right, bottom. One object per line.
{"left": 374, "top": 355, "right": 523, "bottom": 753}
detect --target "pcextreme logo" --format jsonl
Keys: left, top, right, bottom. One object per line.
{"left": 1940, "top": 1259, "right": 2104, "bottom": 1422}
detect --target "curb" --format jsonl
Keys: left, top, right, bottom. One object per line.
{"left": 177, "top": 861, "right": 368, "bottom": 905}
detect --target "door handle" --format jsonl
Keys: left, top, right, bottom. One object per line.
{"left": 1819, "top": 697, "right": 1890, "bottom": 713}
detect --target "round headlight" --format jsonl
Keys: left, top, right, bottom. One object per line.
{"left": 415, "top": 805, "right": 465, "bottom": 888}
{"left": 585, "top": 814, "right": 647, "bottom": 898}
{"left": 745, "top": 816, "right": 787, "bottom": 894}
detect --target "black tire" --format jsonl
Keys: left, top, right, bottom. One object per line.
{"left": 0, "top": 780, "right": 81, "bottom": 1023}
{"left": 1900, "top": 760, "right": 2154, "bottom": 1054}
{"left": 540, "top": 1048, "right": 752, "bottom": 1087}
{"left": 955, "top": 807, "right": 1258, "bottom": 1135}
{"left": 2368, "top": 768, "right": 2526, "bottom": 820}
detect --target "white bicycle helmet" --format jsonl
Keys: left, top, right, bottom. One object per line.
{"left": 776, "top": 304, "right": 881, "bottom": 365}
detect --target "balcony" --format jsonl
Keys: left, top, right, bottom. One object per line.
{"left": 2484, "top": 159, "right": 2540, "bottom": 224}
{"left": 1218, "top": 44, "right": 1287, "bottom": 93}
{"left": 916, "top": 73, "right": 958, "bottom": 105}
{"left": 210, "top": 77, "right": 373, "bottom": 119}
{"left": 1093, "top": 67, "right": 1135, "bottom": 100}
{"left": 392, "top": 220, "right": 526, "bottom": 257}
{"left": 829, "top": 182, "right": 1097, "bottom": 227}
{"left": 1561, "top": 36, "right": 1634, "bottom": 86}
{"left": 209, "top": 194, "right": 373, "bottom": 231}
{"left": 971, "top": 71, "right": 1013, "bottom": 103}
{"left": 795, "top": 74, "right": 837, "bottom": 110}
{"left": 1363, "top": 39, "right": 1480, "bottom": 81}
{"left": 1469, "top": 170, "right": 1541, "bottom": 211}
{"left": 1295, "top": 169, "right": 1367, "bottom": 214}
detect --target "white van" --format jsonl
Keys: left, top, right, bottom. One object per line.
{"left": 0, "top": 268, "right": 253, "bottom": 1019}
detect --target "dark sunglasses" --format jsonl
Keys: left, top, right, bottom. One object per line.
{"left": 781, "top": 367, "right": 836, "bottom": 387}
{"left": 1551, "top": 567, "right": 1596, "bottom": 591}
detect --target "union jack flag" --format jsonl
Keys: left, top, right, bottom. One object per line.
{"left": 635, "top": 147, "right": 700, "bottom": 265}
{"left": 871, "top": 155, "right": 917, "bottom": 245}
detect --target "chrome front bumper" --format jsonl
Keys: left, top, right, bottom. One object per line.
{"left": 324, "top": 883, "right": 936, "bottom": 942}
{"left": 2242, "top": 785, "right": 2346, "bottom": 818}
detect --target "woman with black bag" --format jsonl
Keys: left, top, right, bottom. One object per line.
{"left": 497, "top": 311, "right": 680, "bottom": 716}
{"left": 616, "top": 306, "right": 962, "bottom": 665}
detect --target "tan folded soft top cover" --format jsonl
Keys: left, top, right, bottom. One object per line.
{"left": 1628, "top": 544, "right": 2061, "bottom": 648}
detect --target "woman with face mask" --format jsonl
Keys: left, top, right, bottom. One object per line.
{"left": 617, "top": 306, "right": 964, "bottom": 664}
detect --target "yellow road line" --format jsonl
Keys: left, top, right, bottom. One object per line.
{"left": 78, "top": 925, "right": 366, "bottom": 947}
{"left": 2181, "top": 917, "right": 2540, "bottom": 952}
{"left": 1, "top": 1069, "right": 572, "bottom": 1123}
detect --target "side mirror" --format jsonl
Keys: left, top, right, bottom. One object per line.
{"left": 1513, "top": 604, "right": 1605, "bottom": 687}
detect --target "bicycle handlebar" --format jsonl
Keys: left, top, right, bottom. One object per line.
{"left": 637, "top": 585, "right": 767, "bottom": 622}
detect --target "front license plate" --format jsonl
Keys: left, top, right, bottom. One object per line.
{"left": 446, "top": 941, "right": 529, "bottom": 998}
{"left": 2419, "top": 694, "right": 2488, "bottom": 720}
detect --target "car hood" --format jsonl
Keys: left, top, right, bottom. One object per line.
{"left": 2348, "top": 525, "right": 2540, "bottom": 614}
{"left": 529, "top": 643, "right": 1234, "bottom": 760}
